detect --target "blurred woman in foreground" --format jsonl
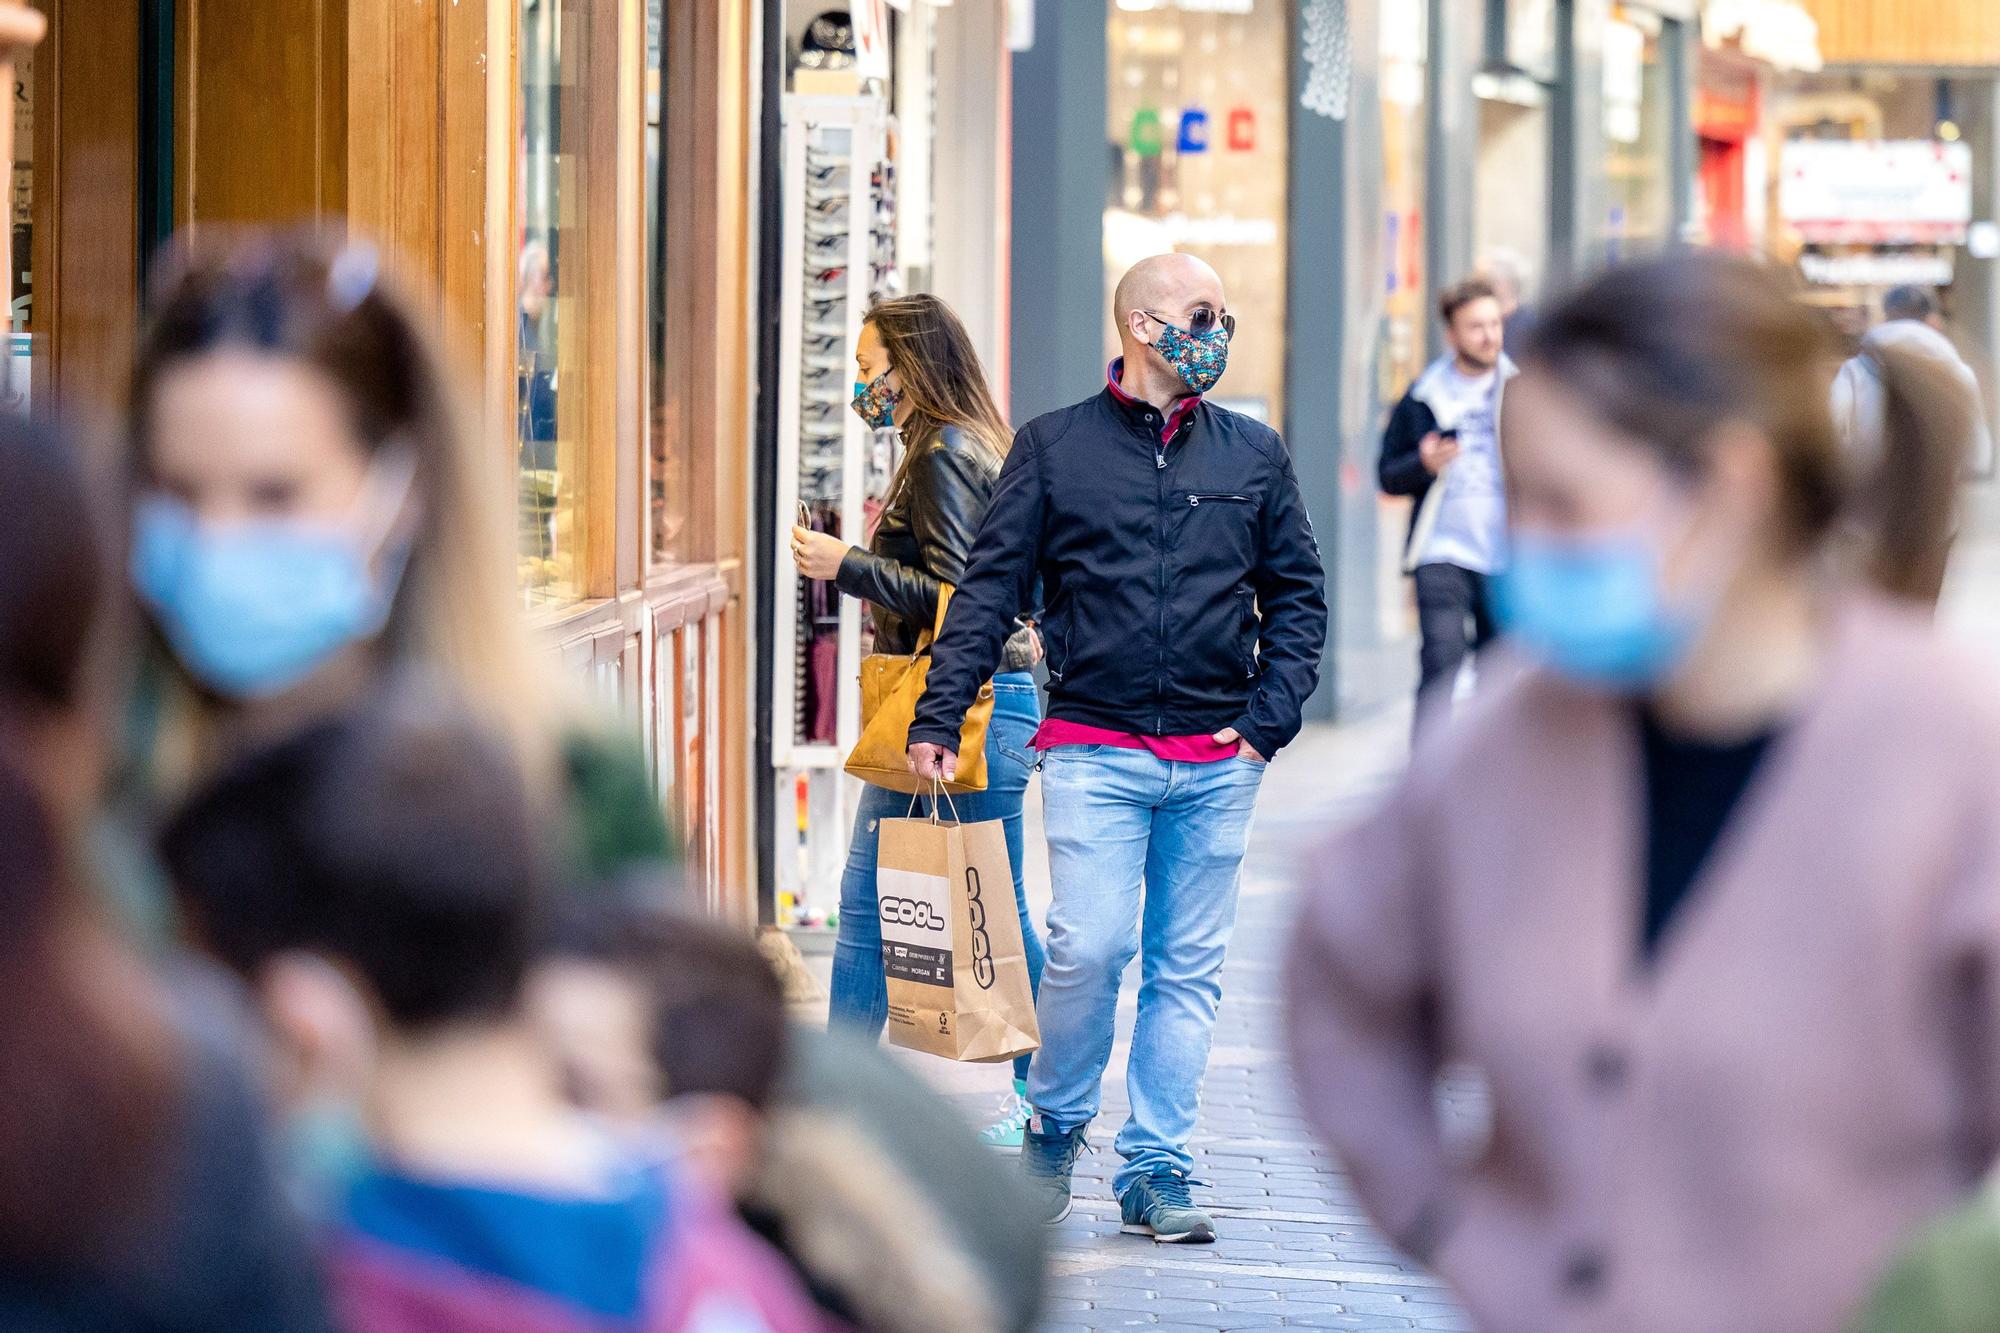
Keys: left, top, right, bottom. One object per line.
{"left": 0, "top": 416, "right": 326, "bottom": 1329}
{"left": 1285, "top": 251, "right": 2000, "bottom": 1331}
{"left": 116, "top": 230, "right": 668, "bottom": 911}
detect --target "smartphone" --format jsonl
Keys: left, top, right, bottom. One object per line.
{"left": 1436, "top": 427, "right": 1460, "bottom": 442}
{"left": 796, "top": 500, "right": 812, "bottom": 527}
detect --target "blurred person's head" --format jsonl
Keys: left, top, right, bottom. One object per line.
{"left": 0, "top": 416, "right": 110, "bottom": 823}
{"left": 0, "top": 419, "right": 178, "bottom": 1270}
{"left": 1440, "top": 278, "right": 1505, "bottom": 374}
{"left": 1499, "top": 251, "right": 1963, "bottom": 698}
{"left": 161, "top": 692, "right": 549, "bottom": 1192}
{"left": 1479, "top": 250, "right": 1528, "bottom": 316}
{"left": 126, "top": 227, "right": 555, "bottom": 790}
{"left": 1882, "top": 284, "right": 1943, "bottom": 330}
{"left": 531, "top": 906, "right": 787, "bottom": 1198}
{"left": 1113, "top": 253, "right": 1233, "bottom": 398}
{"left": 854, "top": 294, "right": 1011, "bottom": 459}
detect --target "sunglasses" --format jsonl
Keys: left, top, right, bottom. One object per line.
{"left": 1145, "top": 308, "right": 1236, "bottom": 339}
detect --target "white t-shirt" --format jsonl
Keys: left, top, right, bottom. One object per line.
{"left": 1418, "top": 363, "right": 1507, "bottom": 574}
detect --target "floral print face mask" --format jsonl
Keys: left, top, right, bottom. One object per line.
{"left": 1149, "top": 319, "right": 1232, "bottom": 396}
{"left": 850, "top": 372, "right": 900, "bottom": 429}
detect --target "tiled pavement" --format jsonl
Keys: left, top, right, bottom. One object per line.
{"left": 1024, "top": 709, "right": 1473, "bottom": 1332}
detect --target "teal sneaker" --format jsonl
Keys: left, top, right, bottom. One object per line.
{"left": 1119, "top": 1169, "right": 1216, "bottom": 1244}
{"left": 979, "top": 1079, "right": 1033, "bottom": 1149}
{"left": 1021, "top": 1116, "right": 1089, "bottom": 1224}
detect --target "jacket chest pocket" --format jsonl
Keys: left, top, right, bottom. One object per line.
{"left": 1172, "top": 492, "right": 1259, "bottom": 570}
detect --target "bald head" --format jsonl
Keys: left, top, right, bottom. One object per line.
{"left": 1115, "top": 253, "right": 1225, "bottom": 334}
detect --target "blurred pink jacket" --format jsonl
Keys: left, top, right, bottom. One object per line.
{"left": 1286, "top": 599, "right": 2000, "bottom": 1332}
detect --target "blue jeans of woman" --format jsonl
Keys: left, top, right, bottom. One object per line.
{"left": 829, "top": 673, "right": 1045, "bottom": 1082}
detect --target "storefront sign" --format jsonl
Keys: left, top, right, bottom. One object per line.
{"left": 1227, "top": 107, "right": 1256, "bottom": 151}
{"left": 1780, "top": 140, "right": 1973, "bottom": 245}
{"left": 1797, "top": 252, "right": 1954, "bottom": 288}
{"left": 1178, "top": 107, "right": 1210, "bottom": 154}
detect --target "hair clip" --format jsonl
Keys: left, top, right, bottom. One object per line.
{"left": 328, "top": 244, "right": 381, "bottom": 313}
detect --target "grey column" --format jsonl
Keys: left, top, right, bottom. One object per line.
{"left": 1664, "top": 17, "right": 1698, "bottom": 243}
{"left": 1549, "top": 0, "right": 1608, "bottom": 284}
{"left": 1426, "top": 0, "right": 1483, "bottom": 332}
{"left": 1286, "top": 7, "right": 1349, "bottom": 720}
{"left": 1008, "top": 0, "right": 1108, "bottom": 425}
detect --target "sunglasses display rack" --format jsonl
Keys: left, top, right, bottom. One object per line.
{"left": 771, "top": 93, "right": 904, "bottom": 927}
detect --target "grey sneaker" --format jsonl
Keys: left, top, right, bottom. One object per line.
{"left": 1119, "top": 1169, "right": 1216, "bottom": 1244}
{"left": 1020, "top": 1117, "right": 1089, "bottom": 1224}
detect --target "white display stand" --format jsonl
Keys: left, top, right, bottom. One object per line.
{"left": 772, "top": 93, "right": 900, "bottom": 926}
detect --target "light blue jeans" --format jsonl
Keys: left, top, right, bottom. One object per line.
{"left": 828, "top": 673, "right": 1045, "bottom": 1082}
{"left": 1029, "top": 745, "right": 1265, "bottom": 1195}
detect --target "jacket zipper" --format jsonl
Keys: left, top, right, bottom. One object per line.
{"left": 1155, "top": 436, "right": 1171, "bottom": 734}
{"left": 1188, "top": 494, "right": 1252, "bottom": 507}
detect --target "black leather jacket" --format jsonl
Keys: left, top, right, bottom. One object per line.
{"left": 834, "top": 426, "right": 1039, "bottom": 671}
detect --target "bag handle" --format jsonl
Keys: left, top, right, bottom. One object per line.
{"left": 913, "top": 584, "right": 956, "bottom": 657}
{"left": 905, "top": 774, "right": 962, "bottom": 825}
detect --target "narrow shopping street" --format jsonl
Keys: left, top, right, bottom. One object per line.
{"left": 800, "top": 541, "right": 2000, "bottom": 1332}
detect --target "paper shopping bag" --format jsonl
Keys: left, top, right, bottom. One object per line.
{"left": 876, "top": 813, "right": 1040, "bottom": 1064}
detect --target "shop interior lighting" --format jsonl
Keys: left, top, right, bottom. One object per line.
{"left": 1938, "top": 121, "right": 1962, "bottom": 143}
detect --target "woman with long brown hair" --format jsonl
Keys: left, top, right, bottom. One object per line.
{"left": 114, "top": 229, "right": 669, "bottom": 904}
{"left": 1285, "top": 251, "right": 2000, "bottom": 1330}
{"left": 789, "top": 293, "right": 1046, "bottom": 1145}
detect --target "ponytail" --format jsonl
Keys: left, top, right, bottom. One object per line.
{"left": 1852, "top": 341, "right": 1974, "bottom": 605}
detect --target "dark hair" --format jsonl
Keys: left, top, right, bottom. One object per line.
{"left": 560, "top": 904, "right": 792, "bottom": 1112}
{"left": 1855, "top": 342, "right": 1972, "bottom": 601}
{"left": 0, "top": 417, "right": 101, "bottom": 713}
{"left": 1519, "top": 252, "right": 1852, "bottom": 554}
{"left": 0, "top": 418, "right": 175, "bottom": 1265}
{"left": 864, "top": 294, "right": 1013, "bottom": 498}
{"left": 1439, "top": 278, "right": 1501, "bottom": 327}
{"left": 163, "top": 693, "right": 547, "bottom": 1030}
{"left": 1883, "top": 285, "right": 1942, "bottom": 324}
{"left": 617, "top": 911, "right": 788, "bottom": 1110}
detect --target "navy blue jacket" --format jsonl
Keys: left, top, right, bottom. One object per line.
{"left": 910, "top": 387, "right": 1326, "bottom": 761}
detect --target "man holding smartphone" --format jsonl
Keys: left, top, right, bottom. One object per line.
{"left": 1378, "top": 277, "right": 1516, "bottom": 742}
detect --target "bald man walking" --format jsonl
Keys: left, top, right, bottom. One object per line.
{"left": 908, "top": 255, "right": 1326, "bottom": 1243}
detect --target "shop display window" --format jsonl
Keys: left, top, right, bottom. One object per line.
{"left": 1103, "top": 2, "right": 1289, "bottom": 425}
{"left": 516, "top": 0, "right": 593, "bottom": 604}
{"left": 646, "top": 0, "right": 688, "bottom": 565}
{"left": 1600, "top": 10, "right": 1674, "bottom": 261}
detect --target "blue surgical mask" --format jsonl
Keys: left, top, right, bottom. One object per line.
{"left": 1492, "top": 528, "right": 1702, "bottom": 690}
{"left": 132, "top": 456, "right": 416, "bottom": 699}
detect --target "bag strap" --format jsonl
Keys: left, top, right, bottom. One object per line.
{"left": 905, "top": 775, "right": 963, "bottom": 825}
{"left": 914, "top": 582, "right": 956, "bottom": 656}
